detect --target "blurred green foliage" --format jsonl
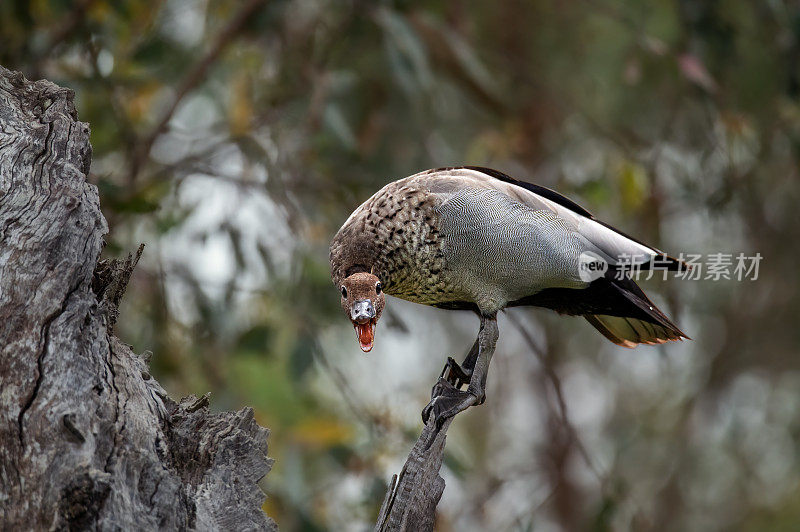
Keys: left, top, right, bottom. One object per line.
{"left": 3, "top": 0, "right": 800, "bottom": 530}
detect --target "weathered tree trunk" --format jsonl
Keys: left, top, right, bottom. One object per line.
{"left": 0, "top": 66, "right": 276, "bottom": 530}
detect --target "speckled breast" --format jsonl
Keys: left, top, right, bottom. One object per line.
{"left": 366, "top": 186, "right": 458, "bottom": 306}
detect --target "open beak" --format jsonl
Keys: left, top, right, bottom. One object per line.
{"left": 351, "top": 300, "right": 376, "bottom": 352}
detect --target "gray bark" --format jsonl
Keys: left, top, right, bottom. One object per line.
{"left": 0, "top": 66, "right": 276, "bottom": 530}
{"left": 374, "top": 418, "right": 453, "bottom": 531}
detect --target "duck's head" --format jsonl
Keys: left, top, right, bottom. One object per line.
{"left": 339, "top": 272, "right": 385, "bottom": 352}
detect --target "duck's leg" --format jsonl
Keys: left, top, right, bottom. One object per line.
{"left": 422, "top": 314, "right": 499, "bottom": 429}
{"left": 467, "top": 314, "right": 498, "bottom": 403}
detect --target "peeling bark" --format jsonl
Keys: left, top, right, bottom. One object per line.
{"left": 0, "top": 66, "right": 275, "bottom": 530}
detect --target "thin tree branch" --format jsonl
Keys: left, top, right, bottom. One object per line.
{"left": 129, "top": 0, "right": 268, "bottom": 184}
{"left": 32, "top": 0, "right": 94, "bottom": 76}
{"left": 506, "top": 311, "right": 606, "bottom": 486}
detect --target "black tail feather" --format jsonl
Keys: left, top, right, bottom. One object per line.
{"left": 508, "top": 273, "right": 688, "bottom": 347}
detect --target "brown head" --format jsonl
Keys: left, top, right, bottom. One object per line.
{"left": 339, "top": 272, "right": 385, "bottom": 352}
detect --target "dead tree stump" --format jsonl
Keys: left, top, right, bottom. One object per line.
{"left": 0, "top": 66, "right": 276, "bottom": 530}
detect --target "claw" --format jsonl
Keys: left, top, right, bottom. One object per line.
{"left": 421, "top": 378, "right": 478, "bottom": 430}
{"left": 422, "top": 378, "right": 454, "bottom": 423}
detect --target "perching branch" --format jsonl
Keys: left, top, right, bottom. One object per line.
{"left": 0, "top": 66, "right": 275, "bottom": 530}
{"left": 375, "top": 331, "right": 490, "bottom": 531}
{"left": 374, "top": 414, "right": 454, "bottom": 531}
{"left": 374, "top": 310, "right": 610, "bottom": 531}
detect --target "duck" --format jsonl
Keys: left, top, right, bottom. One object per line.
{"left": 330, "top": 166, "right": 688, "bottom": 427}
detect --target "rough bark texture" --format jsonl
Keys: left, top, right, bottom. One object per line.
{"left": 375, "top": 413, "right": 454, "bottom": 531}
{"left": 0, "top": 66, "right": 276, "bottom": 530}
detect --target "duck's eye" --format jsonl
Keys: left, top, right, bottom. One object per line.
{"left": 341, "top": 286, "right": 348, "bottom": 298}
{"left": 375, "top": 282, "right": 382, "bottom": 294}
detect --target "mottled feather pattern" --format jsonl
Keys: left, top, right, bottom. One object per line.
{"left": 330, "top": 183, "right": 451, "bottom": 305}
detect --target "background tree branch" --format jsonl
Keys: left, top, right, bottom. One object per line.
{"left": 128, "top": 0, "right": 269, "bottom": 184}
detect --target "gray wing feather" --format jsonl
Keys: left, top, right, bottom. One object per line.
{"left": 435, "top": 188, "right": 586, "bottom": 311}
{"left": 413, "top": 167, "right": 658, "bottom": 266}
